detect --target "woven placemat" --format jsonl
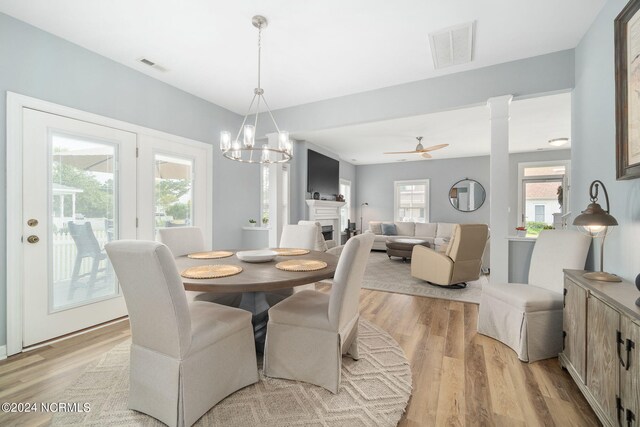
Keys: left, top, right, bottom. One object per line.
{"left": 187, "top": 251, "right": 234, "bottom": 259}
{"left": 275, "top": 259, "right": 327, "bottom": 272}
{"left": 272, "top": 248, "right": 311, "bottom": 256}
{"left": 181, "top": 265, "right": 242, "bottom": 279}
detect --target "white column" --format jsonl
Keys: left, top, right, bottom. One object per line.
{"left": 266, "top": 133, "right": 287, "bottom": 247}
{"left": 487, "top": 95, "right": 512, "bottom": 284}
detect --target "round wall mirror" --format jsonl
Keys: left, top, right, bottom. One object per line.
{"left": 449, "top": 179, "right": 486, "bottom": 212}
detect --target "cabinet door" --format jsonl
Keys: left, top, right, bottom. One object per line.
{"left": 563, "top": 278, "right": 588, "bottom": 382}
{"left": 587, "top": 296, "right": 620, "bottom": 424}
{"left": 622, "top": 317, "right": 640, "bottom": 426}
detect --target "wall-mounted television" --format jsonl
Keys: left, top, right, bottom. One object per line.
{"left": 307, "top": 149, "right": 339, "bottom": 196}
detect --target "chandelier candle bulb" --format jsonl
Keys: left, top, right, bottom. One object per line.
{"left": 243, "top": 124, "right": 255, "bottom": 148}
{"left": 220, "top": 131, "right": 231, "bottom": 151}
{"left": 261, "top": 144, "right": 269, "bottom": 163}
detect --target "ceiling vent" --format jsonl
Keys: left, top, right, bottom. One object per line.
{"left": 428, "top": 21, "right": 475, "bottom": 69}
{"left": 138, "top": 57, "right": 167, "bottom": 72}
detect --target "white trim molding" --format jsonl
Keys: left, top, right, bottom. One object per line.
{"left": 0, "top": 345, "right": 7, "bottom": 361}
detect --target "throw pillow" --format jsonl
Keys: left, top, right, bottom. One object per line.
{"left": 369, "top": 221, "right": 383, "bottom": 235}
{"left": 381, "top": 223, "right": 397, "bottom": 236}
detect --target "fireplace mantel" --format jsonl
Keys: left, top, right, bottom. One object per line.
{"left": 305, "top": 200, "right": 346, "bottom": 209}
{"left": 305, "top": 199, "right": 346, "bottom": 242}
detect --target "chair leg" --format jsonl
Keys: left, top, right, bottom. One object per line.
{"left": 69, "top": 255, "right": 83, "bottom": 298}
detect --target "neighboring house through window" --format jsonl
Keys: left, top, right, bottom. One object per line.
{"left": 394, "top": 179, "right": 429, "bottom": 223}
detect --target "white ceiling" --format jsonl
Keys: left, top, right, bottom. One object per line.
{"left": 0, "top": 1, "right": 603, "bottom": 114}
{"left": 292, "top": 92, "right": 571, "bottom": 164}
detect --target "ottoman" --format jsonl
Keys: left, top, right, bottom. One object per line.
{"left": 386, "top": 238, "right": 430, "bottom": 262}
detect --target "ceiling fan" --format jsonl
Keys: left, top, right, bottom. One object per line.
{"left": 383, "top": 137, "right": 448, "bottom": 159}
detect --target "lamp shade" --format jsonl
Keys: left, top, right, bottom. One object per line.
{"left": 573, "top": 202, "right": 618, "bottom": 227}
{"left": 572, "top": 180, "right": 618, "bottom": 227}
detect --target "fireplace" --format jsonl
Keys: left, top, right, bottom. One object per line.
{"left": 305, "top": 200, "right": 346, "bottom": 243}
{"left": 321, "top": 225, "right": 334, "bottom": 241}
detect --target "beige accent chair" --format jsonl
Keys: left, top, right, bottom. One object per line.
{"left": 157, "top": 227, "right": 241, "bottom": 307}
{"left": 105, "top": 241, "right": 258, "bottom": 427}
{"left": 263, "top": 233, "right": 375, "bottom": 393}
{"left": 411, "top": 224, "right": 489, "bottom": 287}
{"left": 477, "top": 230, "right": 591, "bottom": 362}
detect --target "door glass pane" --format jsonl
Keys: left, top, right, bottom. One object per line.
{"left": 155, "top": 154, "right": 193, "bottom": 231}
{"left": 523, "top": 180, "right": 563, "bottom": 235}
{"left": 51, "top": 133, "right": 118, "bottom": 310}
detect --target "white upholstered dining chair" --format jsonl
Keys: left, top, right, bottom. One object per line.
{"left": 279, "top": 224, "right": 318, "bottom": 250}
{"left": 263, "top": 233, "right": 375, "bottom": 393}
{"left": 105, "top": 240, "right": 258, "bottom": 427}
{"left": 477, "top": 230, "right": 591, "bottom": 362}
{"left": 158, "top": 227, "right": 241, "bottom": 307}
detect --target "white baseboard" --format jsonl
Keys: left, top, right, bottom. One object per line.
{"left": 0, "top": 345, "right": 7, "bottom": 361}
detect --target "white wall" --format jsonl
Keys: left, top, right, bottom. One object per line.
{"left": 573, "top": 0, "right": 640, "bottom": 281}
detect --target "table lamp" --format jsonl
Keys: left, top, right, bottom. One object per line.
{"left": 572, "top": 180, "right": 621, "bottom": 282}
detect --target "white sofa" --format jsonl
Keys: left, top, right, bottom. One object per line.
{"left": 365, "top": 220, "right": 490, "bottom": 272}
{"left": 365, "top": 221, "right": 456, "bottom": 251}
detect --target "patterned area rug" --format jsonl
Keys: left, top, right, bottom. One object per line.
{"left": 359, "top": 251, "right": 486, "bottom": 304}
{"left": 52, "top": 320, "right": 412, "bottom": 427}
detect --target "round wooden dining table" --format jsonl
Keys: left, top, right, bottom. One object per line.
{"left": 175, "top": 250, "right": 338, "bottom": 351}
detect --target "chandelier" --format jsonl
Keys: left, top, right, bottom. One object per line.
{"left": 219, "top": 15, "right": 292, "bottom": 164}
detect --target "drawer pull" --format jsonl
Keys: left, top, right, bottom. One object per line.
{"left": 625, "top": 339, "right": 635, "bottom": 371}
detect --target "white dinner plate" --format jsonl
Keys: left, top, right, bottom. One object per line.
{"left": 236, "top": 249, "right": 278, "bottom": 263}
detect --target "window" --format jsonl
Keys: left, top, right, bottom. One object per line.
{"left": 394, "top": 179, "right": 429, "bottom": 223}
{"left": 339, "top": 179, "right": 351, "bottom": 230}
{"left": 261, "top": 165, "right": 269, "bottom": 226}
{"left": 518, "top": 161, "right": 570, "bottom": 236}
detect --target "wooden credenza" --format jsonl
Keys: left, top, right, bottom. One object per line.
{"left": 561, "top": 270, "right": 640, "bottom": 427}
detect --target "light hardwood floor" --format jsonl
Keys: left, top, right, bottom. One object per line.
{"left": 0, "top": 288, "right": 599, "bottom": 426}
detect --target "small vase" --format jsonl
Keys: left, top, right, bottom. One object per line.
{"left": 248, "top": 223, "right": 256, "bottom": 227}
{"left": 517, "top": 230, "right": 526, "bottom": 237}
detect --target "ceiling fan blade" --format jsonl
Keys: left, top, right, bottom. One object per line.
{"left": 384, "top": 150, "right": 418, "bottom": 154}
{"left": 421, "top": 152, "right": 432, "bottom": 159}
{"left": 421, "top": 143, "right": 449, "bottom": 152}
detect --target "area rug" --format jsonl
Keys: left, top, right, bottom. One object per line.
{"left": 52, "top": 319, "right": 412, "bottom": 427}
{"left": 359, "top": 251, "right": 486, "bottom": 304}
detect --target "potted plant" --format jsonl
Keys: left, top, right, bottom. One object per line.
{"left": 248, "top": 219, "right": 257, "bottom": 227}
{"left": 516, "top": 226, "right": 527, "bottom": 237}
{"left": 262, "top": 213, "right": 269, "bottom": 227}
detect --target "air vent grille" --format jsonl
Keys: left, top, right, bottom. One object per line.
{"left": 428, "top": 22, "right": 474, "bottom": 69}
{"left": 138, "top": 58, "right": 167, "bottom": 72}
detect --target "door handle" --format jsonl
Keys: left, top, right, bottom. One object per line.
{"left": 26, "top": 235, "right": 39, "bottom": 244}
{"left": 617, "top": 330, "right": 626, "bottom": 368}
{"left": 625, "top": 339, "right": 635, "bottom": 371}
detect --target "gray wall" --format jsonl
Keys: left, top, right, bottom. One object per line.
{"left": 356, "top": 149, "right": 571, "bottom": 231}
{"left": 573, "top": 0, "right": 640, "bottom": 282}
{"left": 0, "top": 13, "right": 257, "bottom": 347}
{"left": 356, "top": 156, "right": 490, "bottom": 227}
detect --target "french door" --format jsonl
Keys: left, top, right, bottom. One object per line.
{"left": 12, "top": 99, "right": 213, "bottom": 351}
{"left": 22, "top": 108, "right": 136, "bottom": 347}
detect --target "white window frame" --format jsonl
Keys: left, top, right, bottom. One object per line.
{"left": 339, "top": 178, "right": 351, "bottom": 231}
{"left": 517, "top": 160, "right": 570, "bottom": 228}
{"left": 393, "top": 179, "right": 430, "bottom": 223}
